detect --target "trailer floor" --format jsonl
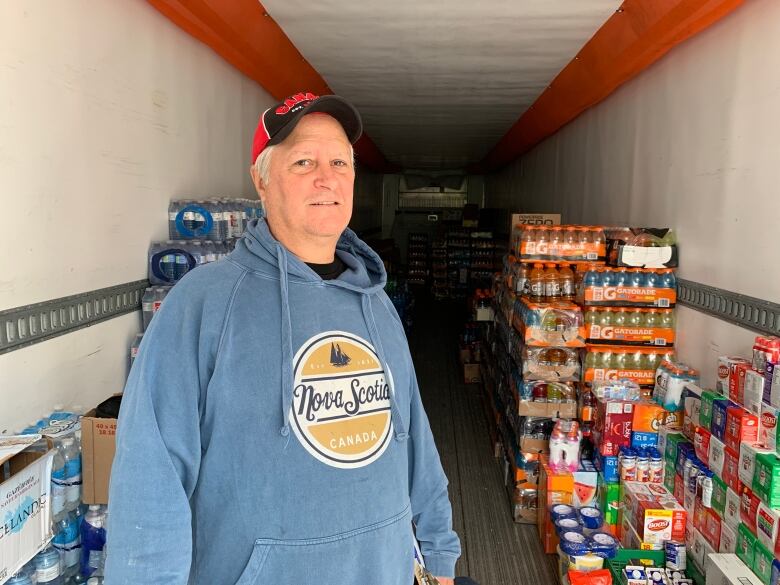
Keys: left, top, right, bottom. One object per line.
{"left": 407, "top": 298, "right": 559, "bottom": 585}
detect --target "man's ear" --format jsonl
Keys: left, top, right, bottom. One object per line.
{"left": 249, "top": 165, "right": 267, "bottom": 203}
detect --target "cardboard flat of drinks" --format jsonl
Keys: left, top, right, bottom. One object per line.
{"left": 0, "top": 434, "right": 41, "bottom": 466}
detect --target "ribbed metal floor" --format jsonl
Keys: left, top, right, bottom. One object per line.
{"left": 407, "top": 298, "right": 559, "bottom": 585}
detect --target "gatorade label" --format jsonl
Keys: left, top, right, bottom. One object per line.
{"left": 545, "top": 282, "right": 561, "bottom": 298}
{"left": 584, "top": 286, "right": 677, "bottom": 307}
{"left": 530, "top": 282, "right": 544, "bottom": 297}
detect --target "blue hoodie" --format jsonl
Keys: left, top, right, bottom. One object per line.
{"left": 105, "top": 219, "right": 461, "bottom": 584}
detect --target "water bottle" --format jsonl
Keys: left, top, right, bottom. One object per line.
{"left": 161, "top": 243, "right": 176, "bottom": 282}
{"left": 54, "top": 510, "right": 81, "bottom": 579}
{"left": 203, "top": 240, "right": 217, "bottom": 264}
{"left": 51, "top": 442, "right": 67, "bottom": 522}
{"left": 35, "top": 545, "right": 64, "bottom": 585}
{"left": 81, "top": 505, "right": 107, "bottom": 579}
{"left": 628, "top": 269, "right": 645, "bottom": 288}
{"left": 661, "top": 269, "right": 677, "bottom": 290}
{"left": 615, "top": 269, "right": 629, "bottom": 288}
{"left": 645, "top": 270, "right": 660, "bottom": 289}
{"left": 168, "top": 200, "right": 183, "bottom": 239}
{"left": 61, "top": 437, "right": 82, "bottom": 511}
{"left": 601, "top": 268, "right": 616, "bottom": 288}
{"left": 5, "top": 570, "right": 33, "bottom": 585}
{"left": 141, "top": 288, "right": 155, "bottom": 330}
{"left": 49, "top": 406, "right": 75, "bottom": 423}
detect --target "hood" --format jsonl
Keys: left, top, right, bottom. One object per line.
{"left": 227, "top": 218, "right": 408, "bottom": 444}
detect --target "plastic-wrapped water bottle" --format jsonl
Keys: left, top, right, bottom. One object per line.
{"left": 130, "top": 333, "right": 144, "bottom": 368}
{"left": 61, "top": 437, "right": 82, "bottom": 511}
{"left": 81, "top": 505, "right": 107, "bottom": 579}
{"left": 51, "top": 442, "right": 67, "bottom": 523}
{"left": 35, "top": 544, "right": 64, "bottom": 584}
{"left": 161, "top": 243, "right": 176, "bottom": 282}
{"left": 168, "top": 200, "right": 183, "bottom": 240}
{"left": 5, "top": 569, "right": 33, "bottom": 585}
{"left": 54, "top": 510, "right": 81, "bottom": 579}
{"left": 141, "top": 288, "right": 155, "bottom": 330}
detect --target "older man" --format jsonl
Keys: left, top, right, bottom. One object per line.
{"left": 106, "top": 92, "right": 460, "bottom": 585}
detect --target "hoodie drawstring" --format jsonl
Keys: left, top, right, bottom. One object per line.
{"left": 276, "top": 244, "right": 294, "bottom": 444}
{"left": 361, "top": 295, "right": 409, "bottom": 442}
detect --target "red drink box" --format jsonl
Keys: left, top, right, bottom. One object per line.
{"left": 622, "top": 481, "right": 687, "bottom": 545}
{"left": 694, "top": 426, "right": 712, "bottom": 465}
{"left": 741, "top": 486, "right": 761, "bottom": 534}
{"left": 595, "top": 397, "right": 634, "bottom": 456}
{"left": 674, "top": 472, "right": 685, "bottom": 504}
{"left": 730, "top": 362, "right": 751, "bottom": 404}
{"left": 703, "top": 507, "right": 723, "bottom": 550}
{"left": 725, "top": 406, "right": 759, "bottom": 452}
{"left": 722, "top": 447, "right": 742, "bottom": 492}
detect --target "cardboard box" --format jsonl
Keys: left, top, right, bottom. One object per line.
{"left": 463, "top": 363, "right": 482, "bottom": 384}
{"left": 674, "top": 471, "right": 685, "bottom": 505}
{"left": 633, "top": 402, "right": 665, "bottom": 433}
{"left": 537, "top": 463, "right": 571, "bottom": 554}
{"left": 695, "top": 426, "right": 712, "bottom": 465}
{"left": 598, "top": 475, "right": 622, "bottom": 527}
{"left": 517, "top": 400, "right": 577, "bottom": 419}
{"left": 594, "top": 397, "right": 634, "bottom": 456}
{"left": 81, "top": 411, "right": 118, "bottom": 505}
{"left": 474, "top": 306, "right": 495, "bottom": 322}
{"left": 752, "top": 452, "right": 780, "bottom": 508}
{"left": 573, "top": 461, "right": 599, "bottom": 507}
{"left": 709, "top": 435, "right": 727, "bottom": 477}
{"left": 712, "top": 398, "right": 733, "bottom": 442}
{"left": 706, "top": 553, "right": 762, "bottom": 585}
{"left": 663, "top": 408, "right": 684, "bottom": 431}
{"left": 753, "top": 540, "right": 774, "bottom": 584}
{"left": 712, "top": 474, "right": 729, "bottom": 517}
{"left": 722, "top": 447, "right": 742, "bottom": 493}
{"left": 744, "top": 370, "right": 765, "bottom": 416}
{"left": 659, "top": 427, "right": 683, "bottom": 462}
{"left": 665, "top": 432, "right": 689, "bottom": 467}
{"left": 620, "top": 514, "right": 663, "bottom": 551}
{"left": 755, "top": 502, "right": 780, "bottom": 550}
{"left": 720, "top": 523, "right": 738, "bottom": 554}
{"left": 759, "top": 403, "right": 778, "bottom": 452}
{"left": 739, "top": 443, "right": 774, "bottom": 488}
{"left": 664, "top": 460, "right": 676, "bottom": 493}
{"left": 511, "top": 213, "right": 561, "bottom": 229}
{"left": 704, "top": 507, "right": 723, "bottom": 550}
{"left": 622, "top": 481, "right": 686, "bottom": 544}
{"left": 740, "top": 486, "right": 761, "bottom": 535}
{"left": 725, "top": 406, "right": 759, "bottom": 453}
{"left": 736, "top": 523, "right": 757, "bottom": 570}
{"left": 730, "top": 362, "right": 752, "bottom": 405}
{"left": 724, "top": 487, "right": 743, "bottom": 531}
{"left": 0, "top": 436, "right": 54, "bottom": 583}
{"left": 718, "top": 357, "right": 749, "bottom": 395}
{"left": 770, "top": 362, "right": 780, "bottom": 408}
{"left": 682, "top": 383, "right": 704, "bottom": 440}
{"left": 699, "top": 390, "right": 720, "bottom": 431}
{"left": 631, "top": 431, "right": 658, "bottom": 449}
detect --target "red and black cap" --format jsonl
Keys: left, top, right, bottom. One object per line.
{"left": 251, "top": 92, "right": 363, "bottom": 163}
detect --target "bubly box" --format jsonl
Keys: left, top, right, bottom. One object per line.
{"left": 754, "top": 541, "right": 774, "bottom": 584}
{"left": 739, "top": 443, "right": 774, "bottom": 488}
{"left": 736, "top": 522, "right": 757, "bottom": 568}
{"left": 659, "top": 427, "right": 682, "bottom": 462}
{"left": 753, "top": 453, "right": 780, "bottom": 508}
{"left": 664, "top": 460, "right": 676, "bottom": 493}
{"left": 633, "top": 402, "right": 664, "bottom": 433}
{"left": 718, "top": 356, "right": 748, "bottom": 395}
{"left": 760, "top": 403, "right": 779, "bottom": 452}
{"left": 694, "top": 426, "right": 712, "bottom": 465}
{"left": 722, "top": 447, "right": 742, "bottom": 492}
{"left": 712, "top": 399, "right": 734, "bottom": 442}
{"left": 724, "top": 487, "right": 742, "bottom": 530}
{"left": 595, "top": 397, "right": 634, "bottom": 456}
{"left": 756, "top": 502, "right": 780, "bottom": 550}
{"left": 699, "top": 390, "right": 723, "bottom": 433}
{"left": 711, "top": 474, "right": 728, "bottom": 517}
{"left": 730, "top": 362, "right": 752, "bottom": 405}
{"left": 709, "top": 435, "right": 727, "bottom": 477}
{"left": 622, "top": 481, "right": 686, "bottom": 544}
{"left": 744, "top": 369, "right": 766, "bottom": 416}
{"left": 741, "top": 486, "right": 761, "bottom": 534}
{"left": 666, "top": 432, "right": 689, "bottom": 468}
{"left": 725, "top": 406, "right": 759, "bottom": 453}
{"left": 631, "top": 431, "right": 658, "bottom": 449}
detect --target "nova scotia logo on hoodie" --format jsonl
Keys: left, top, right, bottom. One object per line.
{"left": 290, "top": 331, "right": 394, "bottom": 468}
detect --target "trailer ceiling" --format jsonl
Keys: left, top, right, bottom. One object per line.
{"left": 258, "top": 0, "right": 621, "bottom": 171}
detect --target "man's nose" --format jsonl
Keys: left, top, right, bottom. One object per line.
{"left": 313, "top": 162, "right": 337, "bottom": 189}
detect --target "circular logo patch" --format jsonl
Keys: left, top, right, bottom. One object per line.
{"left": 290, "top": 331, "right": 394, "bottom": 469}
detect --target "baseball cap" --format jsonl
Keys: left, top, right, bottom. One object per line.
{"left": 251, "top": 92, "right": 363, "bottom": 163}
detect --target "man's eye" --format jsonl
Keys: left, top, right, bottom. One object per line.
{"left": 332, "top": 160, "right": 348, "bottom": 167}
{"left": 294, "top": 159, "right": 312, "bottom": 167}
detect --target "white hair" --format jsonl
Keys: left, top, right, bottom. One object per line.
{"left": 253, "top": 143, "right": 357, "bottom": 187}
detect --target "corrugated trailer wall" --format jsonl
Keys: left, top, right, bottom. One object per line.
{"left": 485, "top": 0, "right": 780, "bottom": 388}
{"left": 0, "top": 1, "right": 276, "bottom": 432}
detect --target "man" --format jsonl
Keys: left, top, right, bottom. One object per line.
{"left": 106, "top": 92, "right": 461, "bottom": 584}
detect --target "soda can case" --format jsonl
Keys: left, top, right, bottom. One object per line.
{"left": 580, "top": 267, "right": 677, "bottom": 308}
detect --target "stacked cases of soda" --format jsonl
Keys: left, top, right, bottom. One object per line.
{"left": 665, "top": 335, "right": 780, "bottom": 583}
{"left": 431, "top": 237, "right": 448, "bottom": 300}
{"left": 406, "top": 233, "right": 429, "bottom": 286}
{"left": 446, "top": 229, "right": 471, "bottom": 300}
{"left": 16, "top": 407, "right": 110, "bottom": 584}
{"left": 509, "top": 224, "right": 601, "bottom": 546}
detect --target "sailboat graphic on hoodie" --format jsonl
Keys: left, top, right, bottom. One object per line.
{"left": 330, "top": 342, "right": 351, "bottom": 367}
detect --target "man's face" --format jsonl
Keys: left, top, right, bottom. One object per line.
{"left": 253, "top": 114, "right": 355, "bottom": 246}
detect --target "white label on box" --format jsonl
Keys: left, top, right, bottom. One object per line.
{"left": 724, "top": 488, "right": 742, "bottom": 530}
{"left": 719, "top": 523, "right": 737, "bottom": 553}
{"left": 760, "top": 403, "right": 779, "bottom": 452}
{"left": 620, "top": 246, "right": 673, "bottom": 268}
{"left": 0, "top": 450, "right": 53, "bottom": 581}
{"left": 755, "top": 502, "right": 780, "bottom": 550}
{"left": 739, "top": 443, "right": 773, "bottom": 487}
{"left": 744, "top": 370, "right": 765, "bottom": 416}
{"left": 709, "top": 435, "right": 726, "bottom": 477}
